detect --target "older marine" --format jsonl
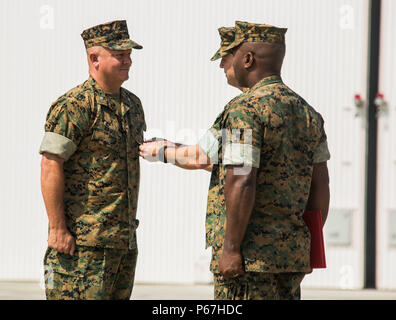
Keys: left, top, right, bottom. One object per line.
{"left": 40, "top": 20, "right": 145, "bottom": 300}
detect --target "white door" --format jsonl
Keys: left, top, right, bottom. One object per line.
{"left": 299, "top": 0, "right": 369, "bottom": 290}
{"left": 376, "top": 0, "right": 396, "bottom": 290}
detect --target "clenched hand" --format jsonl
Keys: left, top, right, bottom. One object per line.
{"left": 48, "top": 228, "right": 76, "bottom": 255}
{"left": 219, "top": 250, "right": 245, "bottom": 280}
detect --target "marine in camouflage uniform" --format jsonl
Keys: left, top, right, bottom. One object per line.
{"left": 199, "top": 21, "right": 330, "bottom": 300}
{"left": 40, "top": 20, "right": 145, "bottom": 300}
{"left": 138, "top": 20, "right": 330, "bottom": 300}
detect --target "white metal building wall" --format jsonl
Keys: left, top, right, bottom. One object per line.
{"left": 297, "top": 0, "right": 369, "bottom": 289}
{"left": 0, "top": 0, "right": 369, "bottom": 288}
{"left": 377, "top": 0, "right": 396, "bottom": 290}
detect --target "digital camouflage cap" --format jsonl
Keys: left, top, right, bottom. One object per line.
{"left": 223, "top": 20, "right": 287, "bottom": 52}
{"left": 81, "top": 20, "right": 142, "bottom": 50}
{"left": 210, "top": 27, "right": 236, "bottom": 61}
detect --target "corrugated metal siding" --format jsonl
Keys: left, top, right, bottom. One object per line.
{"left": 377, "top": 0, "right": 396, "bottom": 290}
{"left": 0, "top": 0, "right": 368, "bottom": 287}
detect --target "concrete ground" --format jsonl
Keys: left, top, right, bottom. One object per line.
{"left": 1, "top": 281, "right": 396, "bottom": 300}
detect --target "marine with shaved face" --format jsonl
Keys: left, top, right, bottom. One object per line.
{"left": 39, "top": 20, "right": 145, "bottom": 300}
{"left": 140, "top": 21, "right": 330, "bottom": 300}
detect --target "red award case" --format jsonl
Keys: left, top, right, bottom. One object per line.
{"left": 303, "top": 210, "right": 327, "bottom": 268}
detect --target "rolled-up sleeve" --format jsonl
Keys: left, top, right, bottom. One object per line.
{"left": 39, "top": 99, "right": 89, "bottom": 161}
{"left": 198, "top": 128, "right": 220, "bottom": 162}
{"left": 39, "top": 132, "right": 77, "bottom": 161}
{"left": 222, "top": 104, "right": 262, "bottom": 168}
{"left": 313, "top": 140, "right": 331, "bottom": 163}
{"left": 223, "top": 142, "right": 261, "bottom": 168}
{"left": 313, "top": 116, "right": 331, "bottom": 164}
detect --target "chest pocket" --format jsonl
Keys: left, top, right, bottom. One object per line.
{"left": 91, "top": 106, "right": 124, "bottom": 152}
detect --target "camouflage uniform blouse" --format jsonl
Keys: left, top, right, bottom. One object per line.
{"left": 39, "top": 77, "right": 146, "bottom": 250}
{"left": 199, "top": 75, "right": 330, "bottom": 274}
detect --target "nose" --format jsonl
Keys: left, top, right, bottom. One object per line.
{"left": 124, "top": 56, "right": 132, "bottom": 66}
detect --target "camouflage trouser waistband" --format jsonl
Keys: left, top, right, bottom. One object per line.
{"left": 43, "top": 245, "right": 137, "bottom": 300}
{"left": 213, "top": 272, "right": 305, "bottom": 300}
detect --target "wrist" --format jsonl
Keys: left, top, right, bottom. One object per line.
{"left": 164, "top": 140, "right": 176, "bottom": 148}
{"left": 49, "top": 223, "right": 67, "bottom": 232}
{"left": 158, "top": 145, "right": 168, "bottom": 163}
{"left": 223, "top": 242, "right": 241, "bottom": 254}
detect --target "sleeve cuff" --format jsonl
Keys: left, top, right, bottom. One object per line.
{"left": 198, "top": 129, "right": 219, "bottom": 162}
{"left": 313, "top": 140, "right": 331, "bottom": 163}
{"left": 223, "top": 143, "right": 261, "bottom": 168}
{"left": 39, "top": 132, "right": 77, "bottom": 161}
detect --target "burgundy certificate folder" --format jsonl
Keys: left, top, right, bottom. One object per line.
{"left": 303, "top": 210, "right": 327, "bottom": 268}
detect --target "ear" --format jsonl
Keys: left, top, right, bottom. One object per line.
{"left": 89, "top": 51, "right": 100, "bottom": 68}
{"left": 244, "top": 52, "right": 254, "bottom": 69}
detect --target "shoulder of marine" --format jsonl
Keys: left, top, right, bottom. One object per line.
{"left": 47, "top": 78, "right": 99, "bottom": 116}
{"left": 227, "top": 76, "right": 324, "bottom": 126}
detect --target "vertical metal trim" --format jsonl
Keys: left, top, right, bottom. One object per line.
{"left": 364, "top": 0, "right": 381, "bottom": 289}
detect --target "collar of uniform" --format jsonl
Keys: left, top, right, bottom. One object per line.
{"left": 249, "top": 75, "right": 283, "bottom": 92}
{"left": 86, "top": 76, "right": 111, "bottom": 109}
{"left": 119, "top": 88, "right": 131, "bottom": 117}
{"left": 86, "top": 76, "right": 131, "bottom": 116}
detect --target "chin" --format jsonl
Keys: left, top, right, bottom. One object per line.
{"left": 119, "top": 70, "right": 130, "bottom": 80}
{"left": 226, "top": 79, "right": 237, "bottom": 88}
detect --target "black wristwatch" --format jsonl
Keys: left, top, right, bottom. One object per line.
{"left": 158, "top": 145, "right": 168, "bottom": 163}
